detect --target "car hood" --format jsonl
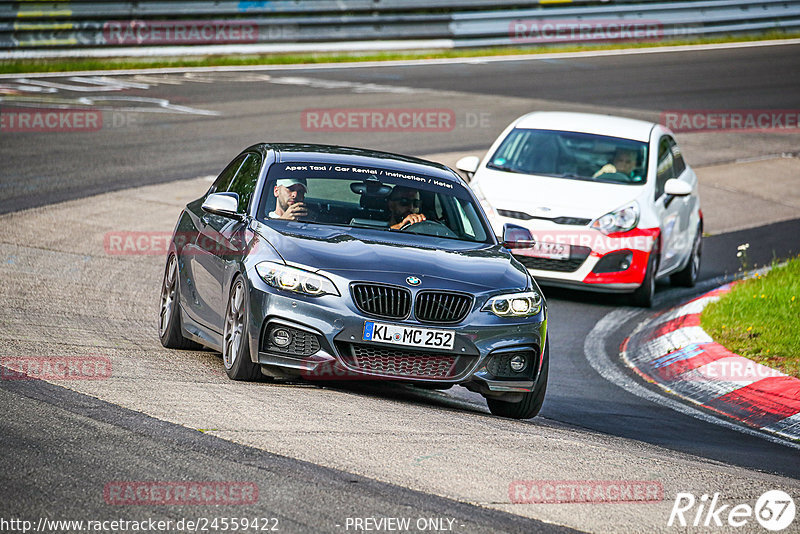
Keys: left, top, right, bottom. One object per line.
{"left": 253, "top": 222, "right": 529, "bottom": 292}
{"left": 475, "top": 168, "right": 642, "bottom": 219}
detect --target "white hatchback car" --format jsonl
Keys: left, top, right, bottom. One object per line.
{"left": 458, "top": 112, "right": 702, "bottom": 307}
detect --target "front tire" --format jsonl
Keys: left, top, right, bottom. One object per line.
{"left": 486, "top": 340, "right": 549, "bottom": 419}
{"left": 671, "top": 227, "right": 702, "bottom": 287}
{"left": 159, "top": 254, "right": 201, "bottom": 350}
{"left": 222, "top": 276, "right": 261, "bottom": 381}
{"left": 630, "top": 252, "right": 657, "bottom": 308}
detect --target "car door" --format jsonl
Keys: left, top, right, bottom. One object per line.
{"left": 652, "top": 136, "right": 684, "bottom": 275}
{"left": 191, "top": 152, "right": 263, "bottom": 331}
{"left": 181, "top": 153, "right": 246, "bottom": 329}
{"left": 665, "top": 137, "right": 698, "bottom": 266}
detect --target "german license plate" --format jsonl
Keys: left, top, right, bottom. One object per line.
{"left": 362, "top": 321, "right": 455, "bottom": 350}
{"left": 515, "top": 242, "right": 570, "bottom": 261}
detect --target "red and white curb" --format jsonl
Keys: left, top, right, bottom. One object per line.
{"left": 622, "top": 284, "right": 800, "bottom": 442}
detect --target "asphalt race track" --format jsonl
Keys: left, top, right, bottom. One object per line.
{"left": 1, "top": 41, "right": 799, "bottom": 533}
{"left": 3, "top": 41, "right": 800, "bottom": 215}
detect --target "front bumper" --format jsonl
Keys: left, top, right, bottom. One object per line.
{"left": 245, "top": 275, "right": 547, "bottom": 397}
{"left": 505, "top": 225, "right": 659, "bottom": 292}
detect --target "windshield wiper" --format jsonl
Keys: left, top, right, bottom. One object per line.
{"left": 548, "top": 172, "right": 588, "bottom": 180}
{"left": 486, "top": 162, "right": 520, "bottom": 173}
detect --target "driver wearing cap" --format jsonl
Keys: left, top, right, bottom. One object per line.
{"left": 270, "top": 178, "right": 308, "bottom": 220}
{"left": 387, "top": 185, "right": 426, "bottom": 230}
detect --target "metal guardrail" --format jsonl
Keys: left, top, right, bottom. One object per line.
{"left": 0, "top": 1, "right": 678, "bottom": 20}
{"left": 451, "top": 0, "right": 800, "bottom": 46}
{"left": 0, "top": 0, "right": 798, "bottom": 57}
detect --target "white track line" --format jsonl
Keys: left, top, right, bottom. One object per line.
{"left": 584, "top": 308, "right": 800, "bottom": 450}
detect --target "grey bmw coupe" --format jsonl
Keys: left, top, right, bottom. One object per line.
{"left": 159, "top": 144, "right": 549, "bottom": 418}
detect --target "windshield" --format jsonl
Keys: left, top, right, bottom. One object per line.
{"left": 258, "top": 162, "right": 492, "bottom": 243}
{"left": 488, "top": 128, "right": 649, "bottom": 184}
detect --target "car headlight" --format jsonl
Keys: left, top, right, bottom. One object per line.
{"left": 483, "top": 291, "right": 543, "bottom": 317}
{"left": 591, "top": 202, "right": 639, "bottom": 235}
{"left": 255, "top": 262, "right": 339, "bottom": 297}
{"left": 471, "top": 182, "right": 497, "bottom": 220}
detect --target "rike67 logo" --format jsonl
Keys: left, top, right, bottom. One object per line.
{"left": 668, "top": 490, "right": 796, "bottom": 531}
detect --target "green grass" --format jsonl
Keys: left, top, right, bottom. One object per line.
{"left": 2, "top": 30, "right": 799, "bottom": 74}
{"left": 701, "top": 256, "right": 800, "bottom": 379}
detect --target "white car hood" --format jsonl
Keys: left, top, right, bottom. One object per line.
{"left": 475, "top": 168, "right": 642, "bottom": 220}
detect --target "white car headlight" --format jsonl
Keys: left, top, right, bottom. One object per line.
{"left": 255, "top": 262, "right": 339, "bottom": 297}
{"left": 483, "top": 291, "right": 543, "bottom": 317}
{"left": 591, "top": 202, "right": 639, "bottom": 235}
{"left": 471, "top": 182, "right": 497, "bottom": 220}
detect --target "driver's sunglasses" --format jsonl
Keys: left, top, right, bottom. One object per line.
{"left": 393, "top": 197, "right": 421, "bottom": 207}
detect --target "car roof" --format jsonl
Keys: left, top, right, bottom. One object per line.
{"left": 513, "top": 112, "right": 656, "bottom": 143}
{"left": 248, "top": 143, "right": 462, "bottom": 183}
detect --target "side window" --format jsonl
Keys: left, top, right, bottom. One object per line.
{"left": 227, "top": 153, "right": 262, "bottom": 213}
{"left": 209, "top": 155, "right": 246, "bottom": 195}
{"left": 655, "top": 137, "right": 674, "bottom": 200}
{"left": 668, "top": 137, "right": 686, "bottom": 176}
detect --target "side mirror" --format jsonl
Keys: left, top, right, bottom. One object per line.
{"left": 664, "top": 179, "right": 692, "bottom": 196}
{"left": 502, "top": 223, "right": 535, "bottom": 249}
{"left": 202, "top": 192, "right": 242, "bottom": 219}
{"left": 456, "top": 156, "right": 480, "bottom": 180}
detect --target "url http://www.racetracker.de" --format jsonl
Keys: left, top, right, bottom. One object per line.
{"left": 0, "top": 516, "right": 280, "bottom": 533}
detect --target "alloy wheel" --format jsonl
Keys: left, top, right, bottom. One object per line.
{"left": 223, "top": 281, "right": 245, "bottom": 369}
{"left": 159, "top": 255, "right": 178, "bottom": 337}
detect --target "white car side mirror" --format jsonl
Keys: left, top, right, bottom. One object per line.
{"left": 456, "top": 156, "right": 480, "bottom": 179}
{"left": 664, "top": 179, "right": 692, "bottom": 196}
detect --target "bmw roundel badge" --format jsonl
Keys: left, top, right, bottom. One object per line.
{"left": 406, "top": 276, "right": 421, "bottom": 286}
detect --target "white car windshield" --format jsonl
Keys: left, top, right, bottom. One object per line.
{"left": 259, "top": 162, "right": 492, "bottom": 244}
{"left": 488, "top": 128, "right": 649, "bottom": 185}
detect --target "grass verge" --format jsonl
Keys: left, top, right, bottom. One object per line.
{"left": 1, "top": 31, "right": 799, "bottom": 75}
{"left": 701, "top": 256, "right": 800, "bottom": 379}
